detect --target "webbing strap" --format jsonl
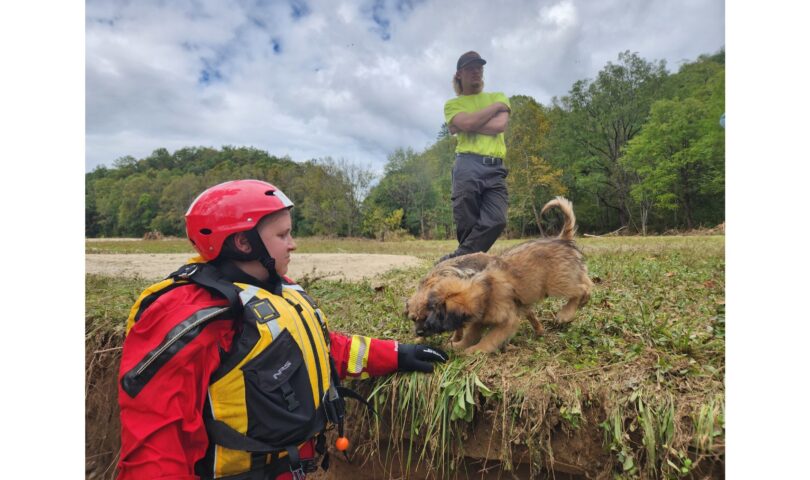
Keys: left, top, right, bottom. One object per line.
{"left": 336, "top": 386, "right": 379, "bottom": 419}
{"left": 313, "top": 309, "right": 330, "bottom": 346}
{"left": 206, "top": 419, "right": 285, "bottom": 453}
{"left": 202, "top": 455, "right": 292, "bottom": 480}
{"left": 175, "top": 263, "right": 243, "bottom": 314}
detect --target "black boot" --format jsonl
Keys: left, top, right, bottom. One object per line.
{"left": 435, "top": 251, "right": 460, "bottom": 265}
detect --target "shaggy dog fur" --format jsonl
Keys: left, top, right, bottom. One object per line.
{"left": 405, "top": 197, "right": 593, "bottom": 354}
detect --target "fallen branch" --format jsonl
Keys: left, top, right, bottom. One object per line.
{"left": 584, "top": 226, "right": 627, "bottom": 238}
{"left": 94, "top": 346, "right": 123, "bottom": 354}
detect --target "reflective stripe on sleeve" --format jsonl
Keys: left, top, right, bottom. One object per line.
{"left": 347, "top": 335, "right": 370, "bottom": 378}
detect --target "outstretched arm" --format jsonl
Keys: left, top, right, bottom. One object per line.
{"left": 329, "top": 332, "right": 399, "bottom": 379}
{"left": 329, "top": 332, "right": 447, "bottom": 379}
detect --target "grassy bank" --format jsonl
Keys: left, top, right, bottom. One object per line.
{"left": 85, "top": 235, "right": 724, "bottom": 479}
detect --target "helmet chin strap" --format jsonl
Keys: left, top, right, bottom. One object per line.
{"left": 243, "top": 229, "right": 280, "bottom": 282}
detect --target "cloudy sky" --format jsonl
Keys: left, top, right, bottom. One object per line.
{"left": 85, "top": 0, "right": 725, "bottom": 173}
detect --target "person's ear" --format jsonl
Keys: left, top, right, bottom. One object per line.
{"left": 232, "top": 232, "right": 253, "bottom": 254}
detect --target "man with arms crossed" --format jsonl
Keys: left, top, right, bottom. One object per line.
{"left": 441, "top": 51, "right": 511, "bottom": 263}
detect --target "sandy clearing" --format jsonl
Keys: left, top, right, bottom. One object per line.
{"left": 85, "top": 253, "right": 425, "bottom": 282}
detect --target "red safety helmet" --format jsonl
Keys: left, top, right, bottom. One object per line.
{"left": 185, "top": 179, "right": 294, "bottom": 261}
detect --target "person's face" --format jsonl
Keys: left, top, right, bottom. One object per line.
{"left": 457, "top": 63, "right": 484, "bottom": 92}
{"left": 256, "top": 210, "right": 297, "bottom": 276}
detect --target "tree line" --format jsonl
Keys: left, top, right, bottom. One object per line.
{"left": 85, "top": 49, "right": 724, "bottom": 239}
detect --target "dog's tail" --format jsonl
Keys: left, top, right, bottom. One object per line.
{"left": 540, "top": 196, "right": 577, "bottom": 240}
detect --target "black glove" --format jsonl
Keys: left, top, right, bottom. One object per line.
{"left": 397, "top": 343, "right": 449, "bottom": 373}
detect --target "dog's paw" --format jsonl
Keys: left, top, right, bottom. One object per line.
{"left": 463, "top": 345, "right": 493, "bottom": 355}
{"left": 546, "top": 320, "right": 573, "bottom": 332}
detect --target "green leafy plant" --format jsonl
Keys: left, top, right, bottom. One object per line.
{"left": 86, "top": 235, "right": 725, "bottom": 479}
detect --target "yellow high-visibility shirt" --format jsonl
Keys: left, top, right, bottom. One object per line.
{"left": 444, "top": 91, "right": 511, "bottom": 158}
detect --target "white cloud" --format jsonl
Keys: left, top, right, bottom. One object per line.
{"left": 542, "top": 0, "right": 577, "bottom": 29}
{"left": 86, "top": 0, "right": 725, "bottom": 174}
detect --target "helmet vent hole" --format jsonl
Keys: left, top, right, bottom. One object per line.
{"left": 199, "top": 228, "right": 212, "bottom": 235}
{"left": 265, "top": 190, "right": 275, "bottom": 196}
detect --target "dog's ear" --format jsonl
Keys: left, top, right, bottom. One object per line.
{"left": 444, "top": 309, "right": 467, "bottom": 331}
{"left": 427, "top": 291, "right": 442, "bottom": 313}
{"left": 425, "top": 309, "right": 440, "bottom": 329}
{"left": 425, "top": 291, "right": 448, "bottom": 332}
{"left": 442, "top": 296, "right": 470, "bottom": 331}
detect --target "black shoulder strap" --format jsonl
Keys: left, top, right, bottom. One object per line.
{"left": 206, "top": 419, "right": 281, "bottom": 453}
{"left": 172, "top": 263, "right": 243, "bottom": 315}
{"left": 205, "top": 411, "right": 324, "bottom": 453}
{"left": 335, "top": 386, "right": 379, "bottom": 419}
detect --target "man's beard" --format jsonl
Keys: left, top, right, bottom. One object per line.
{"left": 467, "top": 80, "right": 483, "bottom": 93}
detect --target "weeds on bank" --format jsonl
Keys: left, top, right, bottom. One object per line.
{"left": 85, "top": 274, "right": 145, "bottom": 340}
{"left": 599, "top": 389, "right": 724, "bottom": 479}
{"left": 307, "top": 236, "right": 724, "bottom": 478}
{"left": 85, "top": 235, "right": 725, "bottom": 479}
{"left": 349, "top": 356, "right": 495, "bottom": 479}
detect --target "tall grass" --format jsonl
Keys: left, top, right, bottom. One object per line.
{"left": 85, "top": 235, "right": 725, "bottom": 479}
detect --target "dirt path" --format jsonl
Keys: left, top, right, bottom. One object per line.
{"left": 85, "top": 253, "right": 425, "bottom": 282}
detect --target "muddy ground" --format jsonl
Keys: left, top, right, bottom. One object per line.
{"left": 85, "top": 253, "right": 425, "bottom": 282}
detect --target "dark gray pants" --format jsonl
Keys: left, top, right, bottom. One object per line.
{"left": 451, "top": 153, "right": 508, "bottom": 255}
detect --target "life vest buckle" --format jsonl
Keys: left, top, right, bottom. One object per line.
{"left": 175, "top": 264, "right": 199, "bottom": 280}
{"left": 281, "top": 383, "right": 300, "bottom": 411}
{"left": 290, "top": 465, "right": 307, "bottom": 480}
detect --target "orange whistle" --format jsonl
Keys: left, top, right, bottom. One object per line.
{"left": 335, "top": 436, "right": 350, "bottom": 451}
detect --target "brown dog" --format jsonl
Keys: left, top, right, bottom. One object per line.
{"left": 405, "top": 252, "right": 498, "bottom": 343}
{"left": 405, "top": 197, "right": 592, "bottom": 354}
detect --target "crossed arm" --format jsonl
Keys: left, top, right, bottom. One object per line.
{"left": 449, "top": 102, "right": 510, "bottom": 136}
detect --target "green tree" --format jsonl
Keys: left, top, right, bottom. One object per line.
{"left": 365, "top": 148, "right": 439, "bottom": 238}
{"left": 622, "top": 63, "right": 724, "bottom": 230}
{"left": 505, "top": 95, "right": 567, "bottom": 236}
{"left": 150, "top": 173, "right": 205, "bottom": 235}
{"left": 549, "top": 51, "right": 668, "bottom": 231}
{"left": 91, "top": 176, "right": 124, "bottom": 236}
{"left": 362, "top": 207, "right": 405, "bottom": 241}
{"left": 86, "top": 146, "right": 347, "bottom": 237}
{"left": 116, "top": 176, "right": 155, "bottom": 236}
{"left": 315, "top": 157, "right": 376, "bottom": 237}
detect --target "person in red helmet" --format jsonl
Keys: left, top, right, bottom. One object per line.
{"left": 117, "top": 179, "right": 447, "bottom": 480}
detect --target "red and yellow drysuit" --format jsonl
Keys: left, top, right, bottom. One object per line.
{"left": 117, "top": 275, "right": 399, "bottom": 480}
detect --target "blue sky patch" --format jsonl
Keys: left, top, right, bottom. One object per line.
{"left": 290, "top": 0, "right": 310, "bottom": 19}
{"left": 198, "top": 58, "right": 224, "bottom": 86}
{"left": 369, "top": 0, "right": 391, "bottom": 41}
{"left": 198, "top": 68, "right": 222, "bottom": 85}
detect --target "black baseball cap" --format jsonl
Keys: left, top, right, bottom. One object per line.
{"left": 456, "top": 51, "right": 487, "bottom": 70}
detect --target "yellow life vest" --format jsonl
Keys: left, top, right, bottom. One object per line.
{"left": 123, "top": 263, "right": 343, "bottom": 479}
